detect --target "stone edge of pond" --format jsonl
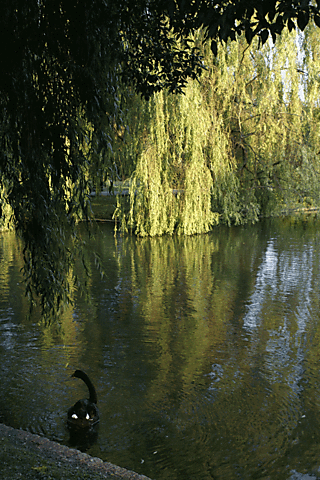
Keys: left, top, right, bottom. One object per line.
{"left": 0, "top": 423, "right": 152, "bottom": 480}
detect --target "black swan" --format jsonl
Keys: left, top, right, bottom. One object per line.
{"left": 67, "top": 370, "right": 100, "bottom": 429}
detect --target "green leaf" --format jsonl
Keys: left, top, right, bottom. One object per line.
{"left": 211, "top": 40, "right": 217, "bottom": 56}
{"left": 297, "top": 11, "right": 309, "bottom": 31}
{"left": 245, "top": 27, "right": 254, "bottom": 44}
{"left": 287, "top": 18, "right": 295, "bottom": 32}
{"left": 260, "top": 29, "right": 269, "bottom": 45}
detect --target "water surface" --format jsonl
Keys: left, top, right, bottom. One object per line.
{"left": 1, "top": 215, "right": 320, "bottom": 479}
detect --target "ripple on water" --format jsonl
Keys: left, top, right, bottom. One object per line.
{"left": 0, "top": 315, "right": 22, "bottom": 351}
{"left": 1, "top": 220, "right": 320, "bottom": 479}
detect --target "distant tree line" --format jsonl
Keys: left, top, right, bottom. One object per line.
{"left": 113, "top": 25, "right": 320, "bottom": 236}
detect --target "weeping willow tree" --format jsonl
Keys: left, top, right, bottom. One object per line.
{"left": 116, "top": 62, "right": 235, "bottom": 236}
{"left": 114, "top": 25, "right": 320, "bottom": 236}
{"left": 223, "top": 26, "right": 320, "bottom": 217}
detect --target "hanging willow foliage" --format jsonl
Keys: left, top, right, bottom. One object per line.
{"left": 114, "top": 26, "right": 320, "bottom": 236}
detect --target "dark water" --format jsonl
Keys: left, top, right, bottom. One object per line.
{"left": 1, "top": 215, "right": 320, "bottom": 479}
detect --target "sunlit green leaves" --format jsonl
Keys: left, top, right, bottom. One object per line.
{"left": 115, "top": 26, "right": 320, "bottom": 235}
{"left": 1, "top": 0, "right": 320, "bottom": 318}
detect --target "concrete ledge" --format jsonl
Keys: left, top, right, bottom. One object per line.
{"left": 0, "top": 423, "right": 152, "bottom": 480}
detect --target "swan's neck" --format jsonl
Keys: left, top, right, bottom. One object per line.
{"left": 82, "top": 374, "right": 97, "bottom": 404}
{"left": 87, "top": 382, "right": 98, "bottom": 404}
{"left": 73, "top": 370, "right": 98, "bottom": 404}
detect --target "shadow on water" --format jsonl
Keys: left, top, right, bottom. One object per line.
{"left": 67, "top": 424, "right": 99, "bottom": 452}
{"left": 1, "top": 215, "right": 320, "bottom": 478}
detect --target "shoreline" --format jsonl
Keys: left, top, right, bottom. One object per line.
{"left": 0, "top": 423, "right": 152, "bottom": 480}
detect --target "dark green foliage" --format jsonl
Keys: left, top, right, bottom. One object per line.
{"left": 0, "top": 0, "right": 319, "bottom": 317}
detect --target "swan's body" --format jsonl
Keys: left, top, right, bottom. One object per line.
{"left": 67, "top": 370, "right": 99, "bottom": 429}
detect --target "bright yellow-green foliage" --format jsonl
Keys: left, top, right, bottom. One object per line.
{"left": 0, "top": 186, "right": 13, "bottom": 231}
{"left": 114, "top": 26, "right": 320, "bottom": 236}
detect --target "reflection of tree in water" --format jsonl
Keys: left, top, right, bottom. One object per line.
{"left": 2, "top": 218, "right": 320, "bottom": 478}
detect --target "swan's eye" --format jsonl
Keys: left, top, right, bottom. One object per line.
{"left": 86, "top": 413, "right": 90, "bottom": 420}
{"left": 72, "top": 413, "right": 78, "bottom": 419}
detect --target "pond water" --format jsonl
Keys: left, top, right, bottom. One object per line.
{"left": 1, "top": 215, "right": 320, "bottom": 479}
